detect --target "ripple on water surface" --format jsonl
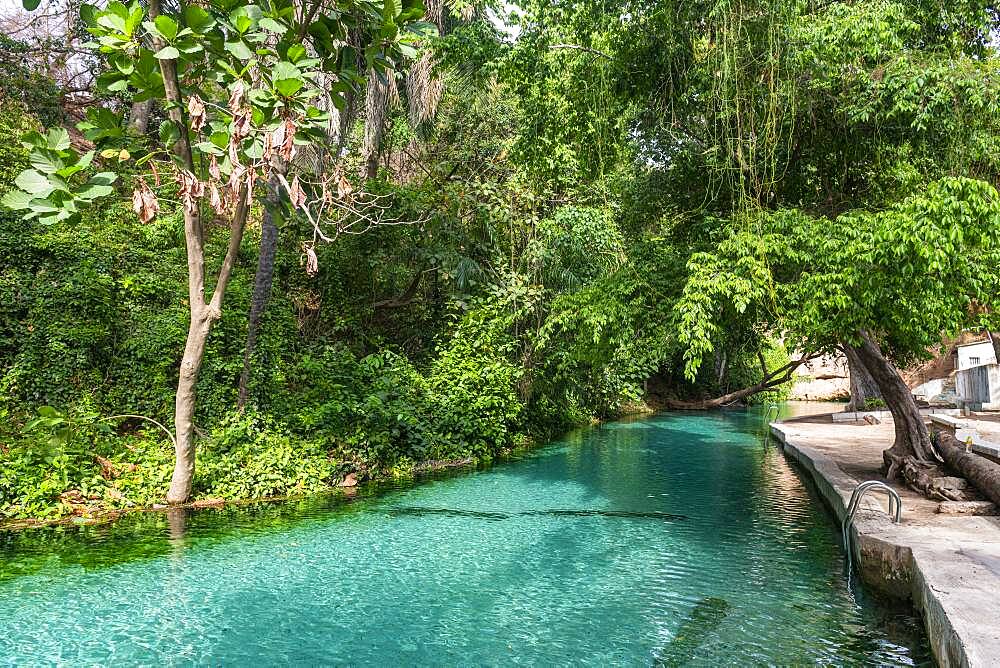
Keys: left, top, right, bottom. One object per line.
{"left": 0, "top": 407, "right": 932, "bottom": 666}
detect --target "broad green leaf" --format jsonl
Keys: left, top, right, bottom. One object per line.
{"left": 1, "top": 189, "right": 33, "bottom": 211}
{"left": 46, "top": 127, "right": 71, "bottom": 151}
{"left": 274, "top": 78, "right": 304, "bottom": 97}
{"left": 383, "top": 0, "right": 401, "bottom": 19}
{"left": 22, "top": 0, "right": 41, "bottom": 10}
{"left": 258, "top": 17, "right": 286, "bottom": 33}
{"left": 80, "top": 3, "right": 98, "bottom": 24}
{"left": 29, "top": 150, "right": 62, "bottom": 175}
{"left": 56, "top": 151, "right": 95, "bottom": 178}
{"left": 225, "top": 40, "right": 253, "bottom": 60}
{"left": 77, "top": 182, "right": 115, "bottom": 201}
{"left": 154, "top": 45, "right": 180, "bottom": 60}
{"left": 194, "top": 141, "right": 225, "bottom": 156}
{"left": 97, "top": 11, "right": 127, "bottom": 32}
{"left": 183, "top": 5, "right": 215, "bottom": 32}
{"left": 15, "top": 170, "right": 54, "bottom": 197}
{"left": 124, "top": 4, "right": 143, "bottom": 36}
{"left": 154, "top": 15, "right": 178, "bottom": 40}
{"left": 90, "top": 172, "right": 119, "bottom": 185}
{"left": 286, "top": 44, "right": 306, "bottom": 63}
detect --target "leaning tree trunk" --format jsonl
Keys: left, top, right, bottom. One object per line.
{"left": 237, "top": 173, "right": 282, "bottom": 409}
{"left": 936, "top": 432, "right": 1000, "bottom": 507}
{"left": 843, "top": 344, "right": 883, "bottom": 412}
{"left": 848, "top": 330, "right": 935, "bottom": 478}
{"left": 665, "top": 354, "right": 816, "bottom": 410}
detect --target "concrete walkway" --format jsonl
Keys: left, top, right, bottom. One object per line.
{"left": 770, "top": 417, "right": 1000, "bottom": 668}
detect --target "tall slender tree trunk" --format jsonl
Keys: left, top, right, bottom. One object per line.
{"left": 847, "top": 330, "right": 935, "bottom": 478}
{"left": 127, "top": 99, "right": 153, "bottom": 135}
{"left": 238, "top": 173, "right": 282, "bottom": 409}
{"left": 168, "top": 315, "right": 213, "bottom": 502}
{"left": 362, "top": 71, "right": 391, "bottom": 180}
{"left": 149, "top": 0, "right": 248, "bottom": 504}
{"left": 843, "top": 344, "right": 882, "bottom": 412}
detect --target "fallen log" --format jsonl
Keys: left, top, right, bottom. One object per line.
{"left": 935, "top": 432, "right": 1000, "bottom": 507}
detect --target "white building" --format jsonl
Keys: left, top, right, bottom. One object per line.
{"left": 956, "top": 340, "right": 1000, "bottom": 410}
{"left": 957, "top": 340, "right": 997, "bottom": 370}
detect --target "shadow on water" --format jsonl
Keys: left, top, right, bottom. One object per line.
{"left": 652, "top": 596, "right": 732, "bottom": 667}
{"left": 387, "top": 507, "right": 689, "bottom": 521}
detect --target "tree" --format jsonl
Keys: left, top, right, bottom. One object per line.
{"left": 3, "top": 0, "right": 432, "bottom": 503}
{"left": 678, "top": 179, "right": 1000, "bottom": 481}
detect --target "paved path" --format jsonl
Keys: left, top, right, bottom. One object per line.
{"left": 771, "top": 417, "right": 1000, "bottom": 668}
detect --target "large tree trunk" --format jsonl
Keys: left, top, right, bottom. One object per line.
{"left": 848, "top": 330, "right": 935, "bottom": 478}
{"left": 936, "top": 432, "right": 1000, "bottom": 507}
{"left": 238, "top": 174, "right": 282, "bottom": 409}
{"left": 843, "top": 344, "right": 882, "bottom": 412}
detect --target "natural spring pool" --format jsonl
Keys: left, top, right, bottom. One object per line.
{"left": 0, "top": 405, "right": 931, "bottom": 665}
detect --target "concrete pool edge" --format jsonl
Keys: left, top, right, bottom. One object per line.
{"left": 770, "top": 422, "right": 999, "bottom": 668}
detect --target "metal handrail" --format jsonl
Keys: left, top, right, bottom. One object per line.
{"left": 842, "top": 480, "right": 902, "bottom": 576}
{"left": 763, "top": 403, "right": 780, "bottom": 425}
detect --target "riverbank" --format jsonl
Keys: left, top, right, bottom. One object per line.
{"left": 770, "top": 416, "right": 1000, "bottom": 667}
{"left": 0, "top": 453, "right": 489, "bottom": 532}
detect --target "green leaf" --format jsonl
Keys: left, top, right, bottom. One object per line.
{"left": 1, "top": 189, "right": 33, "bottom": 211}
{"left": 29, "top": 150, "right": 62, "bottom": 175}
{"left": 383, "top": 0, "right": 401, "bottom": 19}
{"left": 286, "top": 44, "right": 306, "bottom": 63}
{"left": 80, "top": 3, "right": 98, "bottom": 24}
{"left": 154, "top": 15, "right": 178, "bottom": 40}
{"left": 98, "top": 11, "right": 127, "bottom": 32}
{"left": 194, "top": 141, "right": 225, "bottom": 156}
{"left": 22, "top": 0, "right": 41, "bottom": 10}
{"left": 274, "top": 78, "right": 304, "bottom": 97}
{"left": 124, "top": 4, "right": 143, "bottom": 36}
{"left": 15, "top": 170, "right": 54, "bottom": 197}
{"left": 183, "top": 5, "right": 215, "bottom": 32}
{"left": 154, "top": 45, "right": 180, "bottom": 60}
{"left": 56, "top": 151, "right": 95, "bottom": 178}
{"left": 258, "top": 17, "right": 286, "bottom": 34}
{"left": 225, "top": 40, "right": 253, "bottom": 60}
{"left": 46, "top": 127, "right": 71, "bottom": 151}
{"left": 272, "top": 60, "right": 304, "bottom": 97}
{"left": 159, "top": 119, "right": 181, "bottom": 147}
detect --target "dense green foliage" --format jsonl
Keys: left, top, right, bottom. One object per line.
{"left": 4, "top": 0, "right": 999, "bottom": 520}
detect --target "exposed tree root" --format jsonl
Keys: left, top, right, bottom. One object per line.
{"left": 934, "top": 432, "right": 1000, "bottom": 507}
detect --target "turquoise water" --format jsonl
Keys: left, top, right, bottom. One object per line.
{"left": 0, "top": 406, "right": 931, "bottom": 665}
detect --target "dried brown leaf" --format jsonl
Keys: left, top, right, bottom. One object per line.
{"left": 187, "top": 95, "right": 206, "bottom": 132}
{"left": 228, "top": 80, "right": 245, "bottom": 113}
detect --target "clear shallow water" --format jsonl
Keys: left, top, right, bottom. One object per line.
{"left": 0, "top": 406, "right": 931, "bottom": 666}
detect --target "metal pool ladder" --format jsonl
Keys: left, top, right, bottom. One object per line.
{"left": 842, "top": 481, "right": 902, "bottom": 575}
